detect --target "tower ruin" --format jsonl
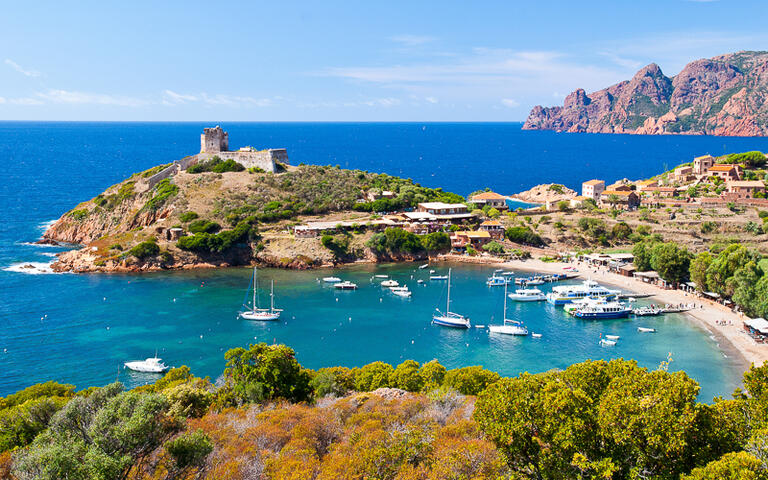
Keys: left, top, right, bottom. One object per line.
{"left": 200, "top": 126, "right": 229, "bottom": 153}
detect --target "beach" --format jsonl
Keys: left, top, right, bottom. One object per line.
{"left": 459, "top": 255, "right": 765, "bottom": 372}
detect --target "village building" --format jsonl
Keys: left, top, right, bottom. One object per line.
{"left": 599, "top": 190, "right": 640, "bottom": 210}
{"left": 450, "top": 230, "right": 491, "bottom": 250}
{"left": 635, "top": 179, "right": 658, "bottom": 192}
{"left": 416, "top": 202, "right": 475, "bottom": 221}
{"left": 707, "top": 163, "right": 742, "bottom": 181}
{"left": 365, "top": 190, "right": 396, "bottom": 201}
{"left": 673, "top": 165, "right": 694, "bottom": 183}
{"left": 478, "top": 220, "right": 505, "bottom": 239}
{"left": 693, "top": 154, "right": 715, "bottom": 175}
{"left": 581, "top": 179, "right": 605, "bottom": 202}
{"left": 469, "top": 191, "right": 509, "bottom": 210}
{"left": 570, "top": 195, "right": 589, "bottom": 208}
{"left": 726, "top": 180, "right": 766, "bottom": 199}
{"left": 294, "top": 218, "right": 400, "bottom": 238}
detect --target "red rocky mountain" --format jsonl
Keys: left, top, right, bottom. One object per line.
{"left": 523, "top": 51, "right": 768, "bottom": 136}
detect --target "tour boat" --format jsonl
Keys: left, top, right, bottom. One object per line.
{"left": 334, "top": 281, "right": 358, "bottom": 290}
{"left": 381, "top": 279, "right": 399, "bottom": 287}
{"left": 632, "top": 306, "right": 662, "bottom": 316}
{"left": 486, "top": 275, "right": 509, "bottom": 286}
{"left": 240, "top": 268, "right": 282, "bottom": 321}
{"left": 488, "top": 283, "right": 528, "bottom": 336}
{"left": 124, "top": 355, "right": 169, "bottom": 373}
{"left": 432, "top": 268, "right": 470, "bottom": 328}
{"left": 546, "top": 280, "right": 620, "bottom": 305}
{"left": 323, "top": 276, "right": 342, "bottom": 283}
{"left": 637, "top": 327, "right": 656, "bottom": 333}
{"left": 430, "top": 275, "right": 448, "bottom": 280}
{"left": 563, "top": 297, "right": 607, "bottom": 314}
{"left": 599, "top": 338, "right": 617, "bottom": 347}
{"left": 572, "top": 301, "right": 631, "bottom": 320}
{"left": 508, "top": 288, "right": 546, "bottom": 302}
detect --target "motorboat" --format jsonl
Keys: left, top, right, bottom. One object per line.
{"left": 563, "top": 297, "right": 607, "bottom": 315}
{"left": 374, "top": 274, "right": 389, "bottom": 279}
{"left": 546, "top": 280, "right": 620, "bottom": 305}
{"left": 430, "top": 275, "right": 448, "bottom": 280}
{"left": 417, "top": 279, "right": 425, "bottom": 284}
{"left": 381, "top": 279, "right": 399, "bottom": 287}
{"left": 637, "top": 327, "right": 656, "bottom": 333}
{"left": 391, "top": 286, "right": 412, "bottom": 298}
{"left": 508, "top": 288, "right": 546, "bottom": 302}
{"left": 572, "top": 301, "right": 631, "bottom": 320}
{"left": 605, "top": 334, "right": 620, "bottom": 340}
{"left": 419, "top": 264, "right": 429, "bottom": 269}
{"left": 124, "top": 356, "right": 168, "bottom": 373}
{"left": 500, "top": 271, "right": 515, "bottom": 276}
{"left": 531, "top": 333, "right": 543, "bottom": 338}
{"left": 525, "top": 277, "right": 545, "bottom": 286}
{"left": 599, "top": 338, "right": 617, "bottom": 347}
{"left": 432, "top": 268, "right": 470, "bottom": 328}
{"left": 632, "top": 306, "right": 662, "bottom": 316}
{"left": 323, "top": 276, "right": 342, "bottom": 283}
{"left": 488, "top": 283, "right": 528, "bottom": 336}
{"left": 240, "top": 268, "right": 282, "bottom": 321}
{"left": 334, "top": 281, "right": 358, "bottom": 290}
{"left": 486, "top": 276, "right": 509, "bottom": 286}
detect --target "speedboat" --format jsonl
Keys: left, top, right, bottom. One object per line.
{"left": 374, "top": 274, "right": 389, "bottom": 279}
{"left": 430, "top": 275, "right": 448, "bottom": 280}
{"left": 323, "top": 276, "right": 342, "bottom": 283}
{"left": 334, "top": 281, "right": 358, "bottom": 290}
{"left": 546, "top": 280, "right": 620, "bottom": 305}
{"left": 572, "top": 301, "right": 631, "bottom": 320}
{"left": 486, "top": 276, "right": 509, "bottom": 286}
{"left": 240, "top": 268, "right": 282, "bottom": 321}
{"left": 381, "top": 279, "right": 399, "bottom": 287}
{"left": 525, "top": 277, "right": 545, "bottom": 286}
{"left": 637, "top": 327, "right": 656, "bottom": 333}
{"left": 124, "top": 356, "right": 168, "bottom": 373}
{"left": 432, "top": 268, "right": 470, "bottom": 328}
{"left": 531, "top": 333, "right": 543, "bottom": 338}
{"left": 508, "top": 288, "right": 546, "bottom": 302}
{"left": 500, "top": 271, "right": 515, "bottom": 276}
{"left": 488, "top": 283, "right": 528, "bottom": 336}
{"left": 605, "top": 334, "right": 620, "bottom": 340}
{"left": 599, "top": 338, "right": 617, "bottom": 347}
{"left": 391, "top": 286, "right": 412, "bottom": 298}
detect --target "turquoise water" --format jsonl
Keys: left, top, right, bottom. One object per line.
{"left": 2, "top": 262, "right": 742, "bottom": 401}
{"left": 3, "top": 122, "right": 764, "bottom": 400}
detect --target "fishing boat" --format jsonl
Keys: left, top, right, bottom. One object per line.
{"left": 599, "top": 338, "right": 617, "bottom": 347}
{"left": 124, "top": 354, "right": 169, "bottom": 373}
{"left": 323, "top": 276, "right": 341, "bottom": 283}
{"left": 334, "top": 281, "right": 358, "bottom": 290}
{"left": 240, "top": 268, "right": 282, "bottom": 321}
{"left": 508, "top": 288, "right": 546, "bottom": 302}
{"left": 432, "top": 268, "right": 470, "bottom": 328}
{"left": 572, "top": 301, "right": 631, "bottom": 320}
{"left": 486, "top": 275, "right": 509, "bottom": 286}
{"left": 430, "top": 275, "right": 448, "bottom": 280}
{"left": 632, "top": 306, "right": 662, "bottom": 316}
{"left": 546, "top": 280, "right": 620, "bottom": 305}
{"left": 381, "top": 279, "right": 399, "bottom": 287}
{"left": 637, "top": 327, "right": 656, "bottom": 333}
{"left": 605, "top": 334, "right": 620, "bottom": 340}
{"left": 488, "top": 283, "right": 528, "bottom": 336}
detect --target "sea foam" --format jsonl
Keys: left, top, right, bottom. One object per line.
{"left": 3, "top": 261, "right": 61, "bottom": 275}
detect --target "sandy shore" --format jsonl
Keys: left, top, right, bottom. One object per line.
{"left": 478, "top": 256, "right": 765, "bottom": 372}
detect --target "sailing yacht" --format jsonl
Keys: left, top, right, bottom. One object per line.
{"left": 432, "top": 268, "right": 470, "bottom": 328}
{"left": 488, "top": 283, "right": 528, "bottom": 336}
{"left": 240, "top": 267, "right": 282, "bottom": 321}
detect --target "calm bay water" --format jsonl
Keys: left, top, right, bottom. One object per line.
{"left": 3, "top": 122, "right": 767, "bottom": 399}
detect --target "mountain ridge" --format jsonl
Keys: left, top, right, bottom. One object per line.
{"left": 523, "top": 50, "right": 768, "bottom": 136}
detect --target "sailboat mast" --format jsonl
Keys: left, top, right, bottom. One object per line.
{"left": 270, "top": 280, "right": 274, "bottom": 312}
{"left": 447, "top": 268, "right": 451, "bottom": 313}
{"left": 503, "top": 281, "right": 508, "bottom": 321}
{"left": 252, "top": 268, "right": 257, "bottom": 311}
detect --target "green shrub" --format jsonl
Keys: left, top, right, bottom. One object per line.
{"left": 310, "top": 367, "right": 356, "bottom": 398}
{"left": 142, "top": 179, "right": 179, "bottom": 212}
{"left": 443, "top": 366, "right": 500, "bottom": 395}
{"left": 164, "top": 429, "right": 213, "bottom": 471}
{"left": 420, "top": 232, "right": 450, "bottom": 253}
{"left": 367, "top": 228, "right": 424, "bottom": 255}
{"left": 418, "top": 360, "right": 447, "bottom": 391}
{"left": 68, "top": 209, "right": 88, "bottom": 221}
{"left": 128, "top": 241, "right": 160, "bottom": 259}
{"left": 109, "top": 243, "right": 123, "bottom": 251}
{"left": 505, "top": 226, "right": 544, "bottom": 246}
{"left": 389, "top": 360, "right": 424, "bottom": 392}
{"left": 355, "top": 362, "right": 394, "bottom": 392}
{"left": 187, "top": 156, "right": 245, "bottom": 174}
{"left": 188, "top": 219, "right": 220, "bottom": 234}
{"left": 179, "top": 212, "right": 199, "bottom": 223}
{"left": 176, "top": 221, "right": 254, "bottom": 254}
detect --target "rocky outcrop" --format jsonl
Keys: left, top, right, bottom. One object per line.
{"left": 512, "top": 183, "right": 577, "bottom": 204}
{"left": 523, "top": 51, "right": 768, "bottom": 136}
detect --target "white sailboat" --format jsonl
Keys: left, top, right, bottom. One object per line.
{"left": 240, "top": 268, "right": 282, "bottom": 321}
{"left": 489, "top": 283, "right": 528, "bottom": 336}
{"left": 432, "top": 268, "right": 470, "bottom": 328}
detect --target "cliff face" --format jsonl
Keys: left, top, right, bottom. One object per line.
{"left": 523, "top": 51, "right": 768, "bottom": 136}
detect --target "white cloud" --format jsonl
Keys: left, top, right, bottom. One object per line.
{"left": 9, "top": 97, "right": 44, "bottom": 105}
{"left": 163, "top": 90, "right": 198, "bottom": 104}
{"left": 362, "top": 97, "right": 400, "bottom": 107}
{"left": 5, "top": 59, "right": 40, "bottom": 77}
{"left": 391, "top": 34, "right": 435, "bottom": 47}
{"left": 35, "top": 89, "right": 149, "bottom": 107}
{"left": 501, "top": 98, "right": 519, "bottom": 108}
{"left": 200, "top": 93, "right": 272, "bottom": 107}
{"left": 425, "top": 96, "right": 438, "bottom": 104}
{"left": 0, "top": 97, "right": 5, "bottom": 104}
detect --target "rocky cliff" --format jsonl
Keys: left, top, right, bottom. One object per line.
{"left": 523, "top": 51, "right": 768, "bottom": 136}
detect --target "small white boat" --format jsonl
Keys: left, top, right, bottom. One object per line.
{"left": 124, "top": 356, "right": 168, "bottom": 373}
{"left": 500, "top": 271, "right": 515, "bottom": 276}
{"left": 531, "top": 333, "right": 542, "bottom": 338}
{"left": 599, "top": 338, "right": 617, "bottom": 347}
{"left": 240, "top": 268, "right": 282, "bottom": 321}
{"left": 417, "top": 279, "right": 425, "bottom": 284}
{"left": 334, "top": 281, "right": 358, "bottom": 290}
{"left": 605, "top": 334, "right": 620, "bottom": 340}
{"left": 509, "top": 288, "right": 546, "bottom": 302}
{"left": 391, "top": 288, "right": 412, "bottom": 298}
{"left": 489, "top": 283, "right": 528, "bottom": 336}
{"left": 633, "top": 306, "right": 662, "bottom": 316}
{"left": 430, "top": 275, "right": 448, "bottom": 280}
{"left": 374, "top": 274, "right": 389, "bottom": 279}
{"left": 323, "top": 276, "right": 342, "bottom": 283}
{"left": 637, "top": 327, "right": 656, "bottom": 333}
{"left": 419, "top": 264, "right": 429, "bottom": 269}
{"left": 432, "top": 268, "right": 470, "bottom": 328}
{"left": 381, "top": 280, "right": 399, "bottom": 287}
{"left": 486, "top": 276, "right": 509, "bottom": 286}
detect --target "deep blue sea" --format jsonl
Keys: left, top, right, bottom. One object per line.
{"left": 4, "top": 122, "right": 768, "bottom": 400}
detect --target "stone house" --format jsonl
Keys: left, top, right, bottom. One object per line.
{"left": 478, "top": 220, "right": 505, "bottom": 239}
{"left": 693, "top": 155, "right": 715, "bottom": 175}
{"left": 470, "top": 191, "right": 509, "bottom": 210}
{"left": 673, "top": 165, "right": 693, "bottom": 182}
{"left": 708, "top": 164, "right": 742, "bottom": 181}
{"left": 450, "top": 230, "right": 491, "bottom": 250}
{"left": 726, "top": 180, "right": 766, "bottom": 199}
{"left": 581, "top": 180, "right": 605, "bottom": 201}
{"left": 635, "top": 179, "right": 658, "bottom": 192}
{"left": 599, "top": 190, "right": 640, "bottom": 210}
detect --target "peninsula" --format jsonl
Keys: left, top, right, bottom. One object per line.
{"left": 523, "top": 51, "right": 768, "bottom": 136}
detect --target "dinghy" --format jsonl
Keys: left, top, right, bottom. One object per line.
{"left": 637, "top": 327, "right": 656, "bottom": 333}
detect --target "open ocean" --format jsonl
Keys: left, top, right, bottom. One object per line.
{"left": 3, "top": 122, "right": 768, "bottom": 399}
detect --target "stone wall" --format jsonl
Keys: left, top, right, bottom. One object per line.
{"left": 145, "top": 156, "right": 197, "bottom": 189}
{"left": 196, "top": 149, "right": 287, "bottom": 173}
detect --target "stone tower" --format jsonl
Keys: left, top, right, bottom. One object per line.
{"left": 200, "top": 126, "right": 229, "bottom": 153}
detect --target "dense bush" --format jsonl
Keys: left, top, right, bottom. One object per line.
{"left": 179, "top": 211, "right": 198, "bottom": 222}
{"left": 128, "top": 240, "right": 160, "bottom": 259}
{"left": 367, "top": 228, "right": 424, "bottom": 256}
{"left": 505, "top": 226, "right": 544, "bottom": 246}
{"left": 443, "top": 366, "right": 500, "bottom": 396}
{"left": 354, "top": 362, "right": 394, "bottom": 392}
{"left": 320, "top": 234, "right": 349, "bottom": 258}
{"left": 187, "top": 156, "right": 245, "bottom": 174}
{"left": 633, "top": 240, "right": 691, "bottom": 284}
{"left": 420, "top": 232, "right": 451, "bottom": 253}
{"left": 142, "top": 178, "right": 179, "bottom": 212}
{"left": 389, "top": 360, "right": 424, "bottom": 392}
{"left": 188, "top": 219, "right": 220, "bottom": 234}
{"left": 176, "top": 221, "right": 255, "bottom": 254}
{"left": 724, "top": 151, "right": 766, "bottom": 168}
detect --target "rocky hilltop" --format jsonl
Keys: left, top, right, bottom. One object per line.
{"left": 523, "top": 51, "right": 768, "bottom": 136}
{"left": 512, "top": 183, "right": 576, "bottom": 204}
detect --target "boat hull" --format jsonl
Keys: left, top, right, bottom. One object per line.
{"left": 573, "top": 310, "right": 630, "bottom": 320}
{"left": 488, "top": 325, "right": 528, "bottom": 336}
{"left": 240, "top": 311, "right": 281, "bottom": 321}
{"left": 432, "top": 315, "right": 470, "bottom": 328}
{"left": 509, "top": 295, "right": 546, "bottom": 302}
{"left": 124, "top": 362, "right": 168, "bottom": 373}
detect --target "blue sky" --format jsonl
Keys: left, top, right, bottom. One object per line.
{"left": 1, "top": 0, "right": 766, "bottom": 121}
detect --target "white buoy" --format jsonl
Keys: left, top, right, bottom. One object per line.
{"left": 336, "top": 298, "right": 339, "bottom": 302}
{"left": 199, "top": 335, "right": 203, "bottom": 339}
{"left": 411, "top": 340, "right": 414, "bottom": 344}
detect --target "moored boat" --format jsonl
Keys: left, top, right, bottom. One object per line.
{"left": 124, "top": 356, "right": 168, "bottom": 373}
{"left": 432, "top": 268, "right": 470, "bottom": 328}
{"left": 599, "top": 338, "right": 617, "bottom": 346}
{"left": 430, "top": 275, "right": 448, "bottom": 280}
{"left": 486, "top": 275, "right": 510, "bottom": 286}
{"left": 508, "top": 288, "right": 546, "bottom": 302}
{"left": 323, "top": 276, "right": 342, "bottom": 283}
{"left": 637, "top": 327, "right": 657, "bottom": 333}
{"left": 381, "top": 279, "right": 399, "bottom": 287}
{"left": 334, "top": 281, "right": 358, "bottom": 290}
{"left": 632, "top": 306, "right": 662, "bottom": 316}
{"left": 488, "top": 283, "right": 528, "bottom": 336}
{"left": 546, "top": 280, "right": 619, "bottom": 305}
{"left": 240, "top": 268, "right": 282, "bottom": 321}
{"left": 572, "top": 301, "right": 631, "bottom": 320}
